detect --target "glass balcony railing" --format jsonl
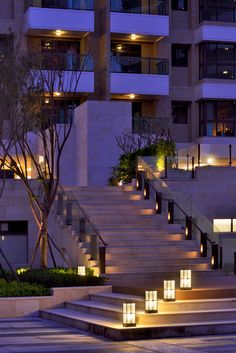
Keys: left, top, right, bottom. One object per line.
{"left": 110, "top": 0, "right": 169, "bottom": 15}
{"left": 110, "top": 56, "right": 168, "bottom": 75}
{"left": 36, "top": 53, "right": 93, "bottom": 71}
{"left": 132, "top": 116, "right": 162, "bottom": 134}
{"left": 24, "top": 0, "right": 94, "bottom": 11}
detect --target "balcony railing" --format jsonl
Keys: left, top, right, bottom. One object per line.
{"left": 132, "top": 116, "right": 163, "bottom": 134}
{"left": 37, "top": 53, "right": 93, "bottom": 71}
{"left": 110, "top": 0, "right": 169, "bottom": 15}
{"left": 24, "top": 0, "right": 94, "bottom": 11}
{"left": 111, "top": 56, "right": 168, "bottom": 75}
{"left": 199, "top": 0, "right": 236, "bottom": 23}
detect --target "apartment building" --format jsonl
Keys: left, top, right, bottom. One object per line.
{"left": 0, "top": 0, "right": 236, "bottom": 185}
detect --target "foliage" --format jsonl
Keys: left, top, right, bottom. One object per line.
{"left": 15, "top": 268, "right": 105, "bottom": 288}
{"left": 109, "top": 140, "right": 175, "bottom": 185}
{"left": 0, "top": 278, "right": 50, "bottom": 297}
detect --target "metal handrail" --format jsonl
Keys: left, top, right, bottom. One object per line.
{"left": 138, "top": 158, "right": 218, "bottom": 246}
{"left": 58, "top": 185, "right": 107, "bottom": 247}
{"left": 147, "top": 179, "right": 214, "bottom": 245}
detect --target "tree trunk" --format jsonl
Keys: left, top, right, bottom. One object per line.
{"left": 39, "top": 215, "right": 48, "bottom": 269}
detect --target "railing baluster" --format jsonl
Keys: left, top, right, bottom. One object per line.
{"left": 185, "top": 216, "right": 192, "bottom": 240}
{"left": 155, "top": 192, "right": 162, "bottom": 214}
{"left": 144, "top": 179, "right": 150, "bottom": 199}
{"left": 200, "top": 232, "right": 207, "bottom": 257}
{"left": 99, "top": 246, "right": 106, "bottom": 274}
{"left": 168, "top": 201, "right": 174, "bottom": 224}
{"left": 211, "top": 244, "right": 219, "bottom": 269}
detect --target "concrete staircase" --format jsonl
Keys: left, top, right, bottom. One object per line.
{"left": 41, "top": 285, "right": 236, "bottom": 340}
{"left": 63, "top": 185, "right": 210, "bottom": 280}
{"left": 42, "top": 185, "right": 236, "bottom": 339}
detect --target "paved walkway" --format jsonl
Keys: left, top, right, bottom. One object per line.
{"left": 0, "top": 318, "right": 235, "bottom": 353}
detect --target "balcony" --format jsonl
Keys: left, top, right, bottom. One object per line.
{"left": 110, "top": 56, "right": 169, "bottom": 95}
{"left": 199, "top": 0, "right": 236, "bottom": 24}
{"left": 110, "top": 0, "right": 169, "bottom": 37}
{"left": 132, "top": 116, "right": 163, "bottom": 134}
{"left": 35, "top": 53, "right": 94, "bottom": 93}
{"left": 24, "top": 0, "right": 94, "bottom": 36}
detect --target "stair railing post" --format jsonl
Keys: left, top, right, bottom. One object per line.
{"left": 185, "top": 216, "right": 192, "bottom": 240}
{"left": 136, "top": 170, "right": 143, "bottom": 191}
{"left": 144, "top": 179, "right": 150, "bottom": 200}
{"left": 66, "top": 200, "right": 73, "bottom": 225}
{"left": 79, "top": 217, "right": 86, "bottom": 242}
{"left": 57, "top": 192, "right": 64, "bottom": 215}
{"left": 191, "top": 157, "right": 195, "bottom": 179}
{"left": 211, "top": 243, "right": 219, "bottom": 269}
{"left": 229, "top": 144, "right": 232, "bottom": 166}
{"left": 168, "top": 201, "right": 174, "bottom": 224}
{"left": 155, "top": 192, "right": 162, "bottom": 214}
{"left": 164, "top": 156, "right": 168, "bottom": 179}
{"left": 200, "top": 232, "right": 207, "bottom": 257}
{"left": 99, "top": 246, "right": 106, "bottom": 274}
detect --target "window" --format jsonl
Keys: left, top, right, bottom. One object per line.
{"left": 172, "top": 102, "right": 189, "bottom": 124}
{"left": 199, "top": 100, "right": 236, "bottom": 137}
{"left": 172, "top": 45, "right": 189, "bottom": 67}
{"left": 199, "top": 42, "right": 236, "bottom": 79}
{"left": 172, "top": 0, "right": 188, "bottom": 11}
{"left": 199, "top": 0, "right": 236, "bottom": 23}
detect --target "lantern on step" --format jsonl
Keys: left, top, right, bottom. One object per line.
{"left": 145, "top": 290, "right": 158, "bottom": 313}
{"left": 163, "top": 280, "right": 176, "bottom": 301}
{"left": 180, "top": 270, "right": 192, "bottom": 290}
{"left": 77, "top": 266, "right": 86, "bottom": 276}
{"left": 123, "top": 303, "right": 136, "bottom": 327}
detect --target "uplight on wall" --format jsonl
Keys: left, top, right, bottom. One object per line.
{"left": 163, "top": 280, "right": 176, "bottom": 301}
{"left": 145, "top": 291, "right": 158, "bottom": 313}
{"left": 77, "top": 266, "right": 86, "bottom": 276}
{"left": 180, "top": 270, "right": 192, "bottom": 290}
{"left": 123, "top": 303, "right": 136, "bottom": 327}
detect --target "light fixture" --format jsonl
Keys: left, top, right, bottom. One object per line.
{"left": 180, "top": 270, "right": 192, "bottom": 290}
{"left": 45, "top": 98, "right": 50, "bottom": 104}
{"left": 145, "top": 291, "right": 158, "bottom": 313}
{"left": 211, "top": 256, "right": 215, "bottom": 268}
{"left": 207, "top": 158, "right": 213, "bottom": 165}
{"left": 163, "top": 280, "right": 176, "bottom": 301}
{"left": 77, "top": 266, "right": 86, "bottom": 276}
{"left": 116, "top": 44, "right": 122, "bottom": 50}
{"left": 39, "top": 155, "right": 44, "bottom": 164}
{"left": 123, "top": 303, "right": 136, "bottom": 327}
{"left": 54, "top": 91, "right": 61, "bottom": 97}
{"left": 200, "top": 244, "right": 203, "bottom": 254}
{"left": 130, "top": 33, "right": 137, "bottom": 40}
{"left": 55, "top": 29, "right": 63, "bottom": 36}
{"left": 223, "top": 70, "right": 229, "bottom": 75}
{"left": 129, "top": 94, "right": 136, "bottom": 99}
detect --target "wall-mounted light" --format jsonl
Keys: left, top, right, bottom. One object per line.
{"left": 180, "top": 270, "right": 192, "bottom": 290}
{"left": 163, "top": 280, "right": 176, "bottom": 301}
{"left": 45, "top": 98, "right": 50, "bottom": 104}
{"left": 145, "top": 291, "right": 158, "bottom": 313}
{"left": 116, "top": 44, "right": 122, "bottom": 50}
{"left": 123, "top": 303, "right": 136, "bottom": 327}
{"left": 77, "top": 266, "right": 86, "bottom": 276}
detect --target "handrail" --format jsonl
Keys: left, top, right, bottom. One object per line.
{"left": 138, "top": 158, "right": 218, "bottom": 246}
{"left": 58, "top": 185, "right": 107, "bottom": 247}
{"left": 147, "top": 180, "right": 214, "bottom": 244}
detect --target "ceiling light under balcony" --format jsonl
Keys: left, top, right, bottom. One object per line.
{"left": 54, "top": 92, "right": 61, "bottom": 97}
{"left": 130, "top": 33, "right": 137, "bottom": 40}
{"left": 129, "top": 94, "right": 136, "bottom": 99}
{"left": 55, "top": 30, "right": 63, "bottom": 36}
{"left": 116, "top": 44, "right": 123, "bottom": 51}
{"left": 223, "top": 70, "right": 229, "bottom": 75}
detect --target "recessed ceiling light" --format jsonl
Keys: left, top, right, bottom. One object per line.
{"left": 130, "top": 34, "right": 137, "bottom": 40}
{"left": 223, "top": 70, "right": 228, "bottom": 74}
{"left": 129, "top": 94, "right": 136, "bottom": 99}
{"left": 55, "top": 30, "right": 62, "bottom": 36}
{"left": 54, "top": 92, "right": 61, "bottom": 97}
{"left": 116, "top": 44, "right": 122, "bottom": 50}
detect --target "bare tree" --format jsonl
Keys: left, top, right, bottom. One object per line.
{"left": 0, "top": 45, "right": 87, "bottom": 269}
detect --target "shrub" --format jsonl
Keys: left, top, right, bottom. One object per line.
{"left": 109, "top": 140, "right": 175, "bottom": 185}
{"left": 17, "top": 268, "right": 105, "bottom": 288}
{"left": 0, "top": 278, "right": 50, "bottom": 297}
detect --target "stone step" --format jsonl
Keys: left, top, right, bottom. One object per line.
{"left": 105, "top": 246, "right": 198, "bottom": 254}
{"left": 103, "top": 233, "right": 185, "bottom": 241}
{"left": 106, "top": 262, "right": 210, "bottom": 274}
{"left": 106, "top": 251, "right": 199, "bottom": 260}
{"left": 103, "top": 240, "right": 197, "bottom": 247}
{"left": 41, "top": 307, "right": 236, "bottom": 340}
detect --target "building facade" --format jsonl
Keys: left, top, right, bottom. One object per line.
{"left": 1, "top": 0, "right": 236, "bottom": 185}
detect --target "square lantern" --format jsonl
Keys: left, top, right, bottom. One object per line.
{"left": 145, "top": 290, "right": 158, "bottom": 313}
{"left": 123, "top": 303, "right": 136, "bottom": 327}
{"left": 77, "top": 266, "right": 86, "bottom": 276}
{"left": 163, "top": 280, "right": 176, "bottom": 301}
{"left": 180, "top": 270, "right": 192, "bottom": 290}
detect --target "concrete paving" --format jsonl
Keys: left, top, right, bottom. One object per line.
{"left": 0, "top": 318, "right": 235, "bottom": 353}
